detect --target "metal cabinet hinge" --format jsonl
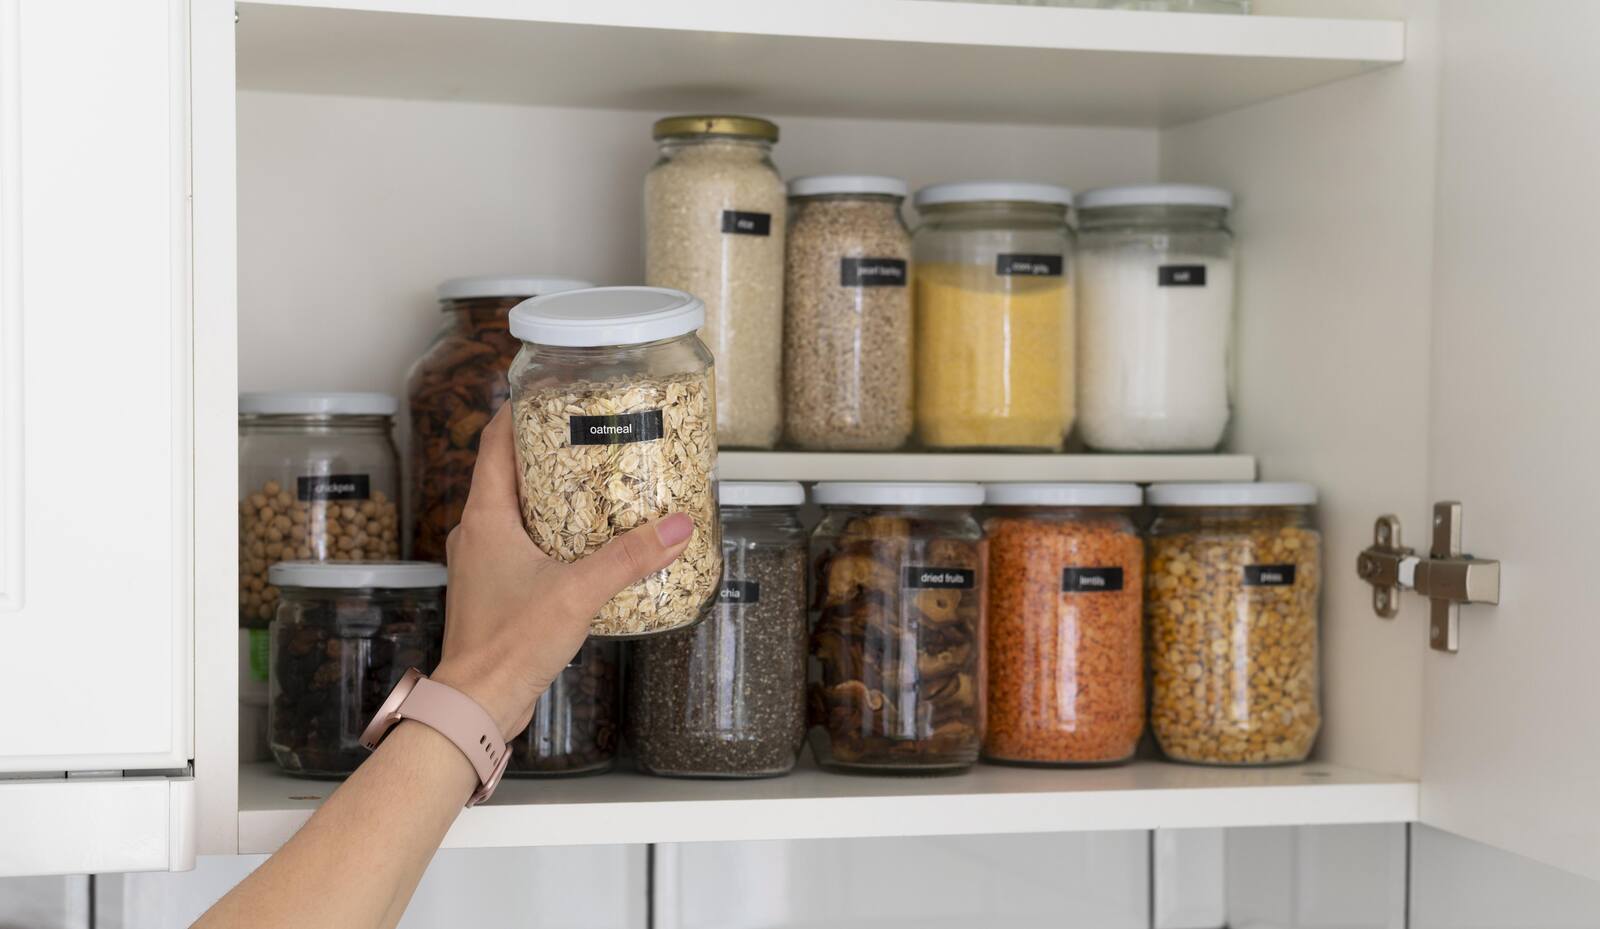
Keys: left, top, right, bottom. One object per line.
{"left": 1356, "top": 501, "right": 1501, "bottom": 654}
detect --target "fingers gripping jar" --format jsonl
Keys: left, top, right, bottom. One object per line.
{"left": 1145, "top": 483, "right": 1322, "bottom": 766}
{"left": 507, "top": 286, "right": 722, "bottom": 638}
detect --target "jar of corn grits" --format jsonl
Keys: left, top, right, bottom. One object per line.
{"left": 1145, "top": 482, "right": 1321, "bottom": 766}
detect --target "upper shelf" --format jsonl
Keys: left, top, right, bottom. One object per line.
{"left": 235, "top": 0, "right": 1406, "bottom": 127}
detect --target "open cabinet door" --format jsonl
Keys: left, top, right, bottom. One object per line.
{"left": 1419, "top": 0, "right": 1600, "bottom": 882}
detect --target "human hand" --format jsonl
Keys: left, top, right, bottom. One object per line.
{"left": 430, "top": 406, "right": 694, "bottom": 738}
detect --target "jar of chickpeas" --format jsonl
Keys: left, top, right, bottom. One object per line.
{"left": 1145, "top": 483, "right": 1321, "bottom": 766}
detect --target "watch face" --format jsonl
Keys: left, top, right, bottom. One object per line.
{"left": 359, "top": 667, "right": 425, "bottom": 751}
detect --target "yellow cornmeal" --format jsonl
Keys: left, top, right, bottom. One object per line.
{"left": 914, "top": 262, "right": 1074, "bottom": 449}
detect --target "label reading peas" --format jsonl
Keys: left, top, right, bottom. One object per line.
{"left": 840, "top": 257, "right": 908, "bottom": 287}
{"left": 1158, "top": 264, "right": 1208, "bottom": 287}
{"left": 718, "top": 580, "right": 761, "bottom": 605}
{"left": 568, "top": 410, "right": 665, "bottom": 446}
{"left": 903, "top": 566, "right": 976, "bottom": 589}
{"left": 1062, "top": 567, "right": 1124, "bottom": 593}
{"left": 1243, "top": 564, "right": 1297, "bottom": 587}
{"left": 297, "top": 473, "right": 371, "bottom": 501}
{"left": 995, "top": 253, "right": 1063, "bottom": 277}
{"left": 721, "top": 210, "right": 772, "bottom": 236}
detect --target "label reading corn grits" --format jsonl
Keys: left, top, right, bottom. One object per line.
{"left": 995, "top": 253, "right": 1063, "bottom": 277}
{"left": 903, "top": 566, "right": 976, "bottom": 589}
{"left": 1243, "top": 564, "right": 1297, "bottom": 587}
{"left": 1062, "top": 567, "right": 1124, "bottom": 592}
{"left": 568, "top": 410, "right": 666, "bottom": 446}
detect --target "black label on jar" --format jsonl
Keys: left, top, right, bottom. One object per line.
{"left": 903, "top": 566, "right": 976, "bottom": 589}
{"left": 840, "top": 257, "right": 908, "bottom": 287}
{"left": 568, "top": 410, "right": 665, "bottom": 446}
{"left": 1062, "top": 567, "right": 1125, "bottom": 593}
{"left": 721, "top": 210, "right": 772, "bottom": 236}
{"left": 297, "top": 473, "right": 370, "bottom": 502}
{"left": 718, "top": 580, "right": 761, "bottom": 605}
{"left": 995, "top": 253, "right": 1063, "bottom": 277}
{"left": 1243, "top": 564, "right": 1297, "bottom": 587}
{"left": 1158, "top": 264, "right": 1208, "bottom": 287}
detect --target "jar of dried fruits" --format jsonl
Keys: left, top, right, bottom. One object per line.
{"left": 507, "top": 286, "right": 722, "bottom": 638}
{"left": 1145, "top": 482, "right": 1322, "bottom": 766}
{"left": 981, "top": 483, "right": 1144, "bottom": 766}
{"left": 406, "top": 275, "right": 592, "bottom": 563}
{"left": 267, "top": 561, "right": 445, "bottom": 778}
{"left": 507, "top": 640, "right": 620, "bottom": 776}
{"left": 808, "top": 482, "right": 984, "bottom": 772}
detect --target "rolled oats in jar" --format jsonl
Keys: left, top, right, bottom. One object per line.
{"left": 1145, "top": 482, "right": 1321, "bottom": 766}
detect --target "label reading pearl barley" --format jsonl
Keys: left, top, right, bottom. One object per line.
{"left": 718, "top": 580, "right": 761, "bottom": 605}
{"left": 1243, "top": 564, "right": 1297, "bottom": 587}
{"left": 1062, "top": 567, "right": 1125, "bottom": 593}
{"left": 903, "top": 566, "right": 976, "bottom": 590}
{"left": 840, "top": 257, "right": 908, "bottom": 287}
{"left": 721, "top": 210, "right": 772, "bottom": 236}
{"left": 567, "top": 409, "right": 666, "bottom": 446}
{"left": 995, "top": 253, "right": 1064, "bottom": 277}
{"left": 1158, "top": 264, "right": 1208, "bottom": 287}
{"left": 296, "top": 473, "right": 371, "bottom": 502}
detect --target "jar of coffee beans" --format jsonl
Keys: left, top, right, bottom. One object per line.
{"left": 507, "top": 641, "right": 621, "bottom": 776}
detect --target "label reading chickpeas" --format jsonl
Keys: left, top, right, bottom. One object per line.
{"left": 717, "top": 580, "right": 761, "bottom": 605}
{"left": 902, "top": 566, "right": 976, "bottom": 589}
{"left": 1061, "top": 567, "right": 1125, "bottom": 592}
{"left": 994, "top": 253, "right": 1064, "bottom": 277}
{"left": 567, "top": 410, "right": 666, "bottom": 446}
{"left": 296, "top": 473, "right": 371, "bottom": 501}
{"left": 720, "top": 210, "right": 772, "bottom": 236}
{"left": 1243, "top": 564, "right": 1298, "bottom": 587}
{"left": 839, "top": 257, "right": 907, "bottom": 287}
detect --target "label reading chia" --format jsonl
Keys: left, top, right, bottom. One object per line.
{"left": 718, "top": 580, "right": 761, "bottom": 605}
{"left": 903, "top": 566, "right": 976, "bottom": 590}
{"left": 721, "top": 210, "right": 772, "bottom": 236}
{"left": 840, "top": 257, "right": 908, "bottom": 287}
{"left": 995, "top": 253, "right": 1064, "bottom": 277}
{"left": 568, "top": 409, "right": 665, "bottom": 446}
{"left": 297, "top": 473, "right": 370, "bottom": 501}
{"left": 1243, "top": 564, "right": 1297, "bottom": 587}
{"left": 1158, "top": 264, "right": 1208, "bottom": 287}
{"left": 1062, "top": 567, "right": 1125, "bottom": 593}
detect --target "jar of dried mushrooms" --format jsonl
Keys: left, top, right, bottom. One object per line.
{"left": 645, "top": 115, "right": 785, "bottom": 449}
{"left": 507, "top": 286, "right": 722, "bottom": 638}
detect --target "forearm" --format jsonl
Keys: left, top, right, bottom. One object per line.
{"left": 194, "top": 722, "right": 474, "bottom": 929}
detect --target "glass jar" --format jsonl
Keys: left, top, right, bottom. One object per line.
{"left": 406, "top": 275, "right": 592, "bottom": 563}
{"left": 809, "top": 482, "right": 984, "bottom": 772}
{"left": 911, "top": 182, "right": 1076, "bottom": 450}
{"left": 1145, "top": 483, "right": 1322, "bottom": 766}
{"left": 783, "top": 176, "right": 914, "bottom": 451}
{"left": 629, "top": 481, "right": 809, "bottom": 778}
{"left": 981, "top": 483, "right": 1145, "bottom": 766}
{"left": 1077, "top": 185, "right": 1236, "bottom": 452}
{"left": 267, "top": 561, "right": 445, "bottom": 777}
{"left": 645, "top": 115, "right": 785, "bottom": 449}
{"left": 507, "top": 641, "right": 620, "bottom": 776}
{"left": 507, "top": 286, "right": 722, "bottom": 638}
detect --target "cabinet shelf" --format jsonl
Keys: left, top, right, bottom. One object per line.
{"left": 718, "top": 451, "right": 1254, "bottom": 483}
{"left": 238, "top": 759, "right": 1416, "bottom": 853}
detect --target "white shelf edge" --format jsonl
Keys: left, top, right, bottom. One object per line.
{"left": 717, "top": 452, "right": 1255, "bottom": 483}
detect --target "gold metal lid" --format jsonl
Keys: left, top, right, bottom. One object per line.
{"left": 652, "top": 115, "right": 779, "bottom": 142}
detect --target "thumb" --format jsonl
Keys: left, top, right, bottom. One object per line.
{"left": 561, "top": 514, "right": 696, "bottom": 617}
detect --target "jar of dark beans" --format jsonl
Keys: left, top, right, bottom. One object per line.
{"left": 628, "top": 481, "right": 809, "bottom": 778}
{"left": 267, "top": 561, "right": 445, "bottom": 777}
{"left": 507, "top": 640, "right": 621, "bottom": 776}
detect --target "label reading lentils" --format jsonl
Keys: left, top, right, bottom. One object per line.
{"left": 296, "top": 473, "right": 370, "bottom": 501}
{"left": 1158, "top": 264, "right": 1208, "bottom": 287}
{"left": 1062, "top": 567, "right": 1125, "bottom": 593}
{"left": 721, "top": 210, "right": 772, "bottom": 236}
{"left": 1243, "top": 564, "right": 1297, "bottom": 587}
{"left": 903, "top": 566, "right": 976, "bottom": 590}
{"left": 840, "top": 257, "right": 908, "bottom": 287}
{"left": 568, "top": 410, "right": 666, "bottom": 446}
{"left": 718, "top": 580, "right": 761, "bottom": 605}
{"left": 995, "top": 253, "right": 1064, "bottom": 277}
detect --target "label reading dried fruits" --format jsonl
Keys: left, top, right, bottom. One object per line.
{"left": 296, "top": 473, "right": 371, "bottom": 501}
{"left": 839, "top": 257, "right": 908, "bottom": 287}
{"left": 1061, "top": 567, "right": 1125, "bottom": 593}
{"left": 567, "top": 410, "right": 666, "bottom": 446}
{"left": 995, "top": 253, "right": 1064, "bottom": 277}
{"left": 1242, "top": 563, "right": 1297, "bottom": 587}
{"left": 902, "top": 566, "right": 976, "bottom": 589}
{"left": 721, "top": 210, "right": 772, "bottom": 236}
{"left": 1158, "top": 264, "right": 1208, "bottom": 287}
{"left": 718, "top": 579, "right": 761, "bottom": 605}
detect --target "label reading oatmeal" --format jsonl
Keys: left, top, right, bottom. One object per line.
{"left": 995, "top": 253, "right": 1064, "bottom": 277}
{"left": 721, "top": 210, "right": 772, "bottom": 236}
{"left": 568, "top": 410, "right": 666, "bottom": 446}
{"left": 840, "top": 257, "right": 908, "bottom": 287}
{"left": 1061, "top": 567, "right": 1125, "bottom": 593}
{"left": 296, "top": 474, "right": 371, "bottom": 501}
{"left": 718, "top": 580, "right": 761, "bottom": 605}
{"left": 1243, "top": 564, "right": 1297, "bottom": 587}
{"left": 1158, "top": 264, "right": 1208, "bottom": 287}
{"left": 903, "top": 566, "right": 976, "bottom": 590}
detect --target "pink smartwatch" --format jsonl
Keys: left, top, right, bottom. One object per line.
{"left": 360, "top": 668, "right": 509, "bottom": 806}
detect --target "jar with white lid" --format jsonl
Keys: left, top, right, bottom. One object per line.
{"left": 912, "top": 181, "right": 1076, "bottom": 450}
{"left": 1077, "top": 184, "right": 1235, "bottom": 452}
{"left": 1145, "top": 482, "right": 1321, "bottom": 766}
{"left": 809, "top": 482, "right": 983, "bottom": 771}
{"left": 508, "top": 640, "right": 621, "bottom": 776}
{"left": 267, "top": 561, "right": 445, "bottom": 777}
{"left": 507, "top": 286, "right": 722, "bottom": 639}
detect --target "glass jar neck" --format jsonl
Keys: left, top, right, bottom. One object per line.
{"left": 793, "top": 193, "right": 903, "bottom": 208}
{"left": 240, "top": 414, "right": 393, "bottom": 436}
{"left": 720, "top": 505, "right": 803, "bottom": 530}
{"left": 989, "top": 504, "right": 1136, "bottom": 521}
{"left": 1154, "top": 505, "right": 1311, "bottom": 531}
{"left": 657, "top": 135, "right": 773, "bottom": 161}
{"left": 919, "top": 200, "right": 1069, "bottom": 225}
{"left": 440, "top": 296, "right": 521, "bottom": 326}
{"left": 1080, "top": 203, "right": 1229, "bottom": 232}
{"left": 522, "top": 332, "right": 699, "bottom": 364}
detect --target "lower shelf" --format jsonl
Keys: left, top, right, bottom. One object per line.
{"left": 716, "top": 451, "right": 1255, "bottom": 483}
{"left": 237, "top": 759, "right": 1417, "bottom": 853}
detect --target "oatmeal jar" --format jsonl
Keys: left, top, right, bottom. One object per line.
{"left": 982, "top": 483, "right": 1144, "bottom": 766}
{"left": 507, "top": 286, "right": 722, "bottom": 638}
{"left": 783, "top": 175, "right": 913, "bottom": 451}
{"left": 1145, "top": 482, "right": 1321, "bottom": 766}
{"left": 629, "top": 481, "right": 809, "bottom": 778}
{"left": 809, "top": 482, "right": 984, "bottom": 772}
{"left": 267, "top": 561, "right": 445, "bottom": 778}
{"left": 645, "top": 115, "right": 785, "bottom": 449}
{"left": 508, "top": 641, "right": 621, "bottom": 776}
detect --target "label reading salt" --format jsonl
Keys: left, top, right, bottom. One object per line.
{"left": 297, "top": 473, "right": 371, "bottom": 502}
{"left": 568, "top": 410, "right": 666, "bottom": 446}
{"left": 995, "top": 253, "right": 1064, "bottom": 277}
{"left": 903, "top": 566, "right": 976, "bottom": 590}
{"left": 1062, "top": 567, "right": 1125, "bottom": 593}
{"left": 1158, "top": 264, "right": 1208, "bottom": 287}
{"left": 721, "top": 210, "right": 772, "bottom": 236}
{"left": 840, "top": 257, "right": 908, "bottom": 287}
{"left": 1243, "top": 564, "right": 1297, "bottom": 587}
{"left": 719, "top": 580, "right": 761, "bottom": 605}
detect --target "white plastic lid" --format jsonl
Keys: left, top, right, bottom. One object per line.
{"left": 1077, "top": 184, "right": 1233, "bottom": 211}
{"left": 1146, "top": 482, "right": 1318, "bottom": 507}
{"left": 812, "top": 482, "right": 983, "bottom": 507}
{"left": 239, "top": 391, "right": 398, "bottom": 417}
{"left": 719, "top": 481, "right": 805, "bottom": 507}
{"left": 913, "top": 180, "right": 1073, "bottom": 209}
{"left": 509, "top": 286, "right": 705, "bottom": 347}
{"left": 984, "top": 482, "right": 1142, "bottom": 507}
{"left": 437, "top": 275, "right": 593, "bottom": 301}
{"left": 788, "top": 175, "right": 908, "bottom": 199}
{"left": 267, "top": 560, "right": 447, "bottom": 589}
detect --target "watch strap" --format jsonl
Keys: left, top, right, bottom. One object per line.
{"left": 361, "top": 669, "right": 509, "bottom": 806}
